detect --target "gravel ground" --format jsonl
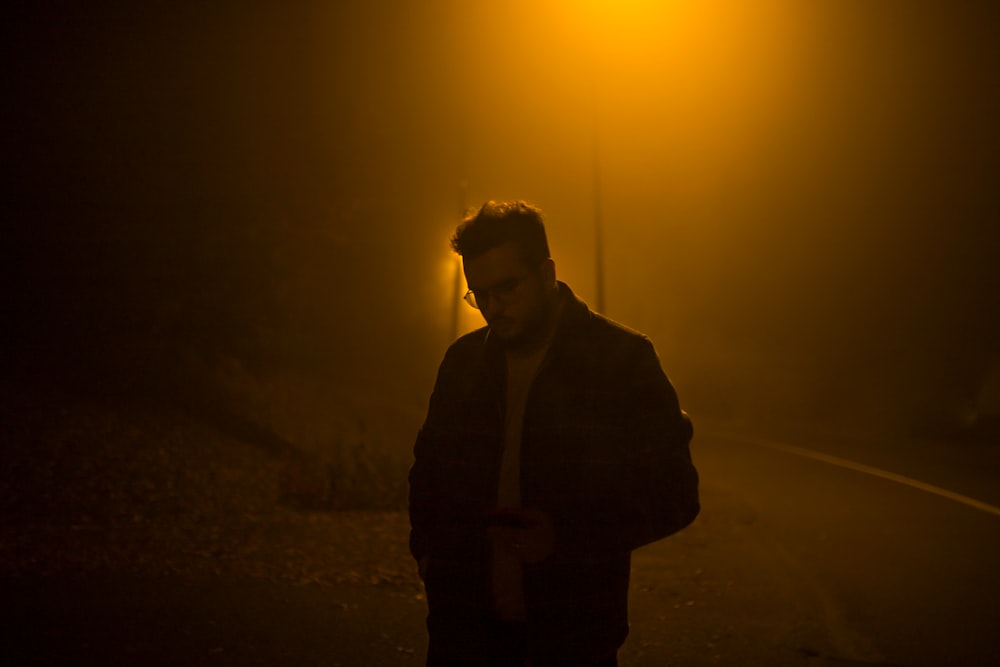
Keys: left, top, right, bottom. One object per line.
{"left": 0, "top": 378, "right": 419, "bottom": 590}
{"left": 0, "top": 373, "right": 432, "bottom": 664}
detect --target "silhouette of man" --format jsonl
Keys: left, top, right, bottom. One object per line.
{"left": 409, "top": 201, "right": 699, "bottom": 666}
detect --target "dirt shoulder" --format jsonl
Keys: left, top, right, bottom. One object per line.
{"left": 1, "top": 373, "right": 429, "bottom": 665}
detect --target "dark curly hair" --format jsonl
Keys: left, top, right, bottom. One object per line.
{"left": 450, "top": 200, "right": 551, "bottom": 265}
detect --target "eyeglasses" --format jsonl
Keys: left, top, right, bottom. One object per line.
{"left": 463, "top": 272, "right": 533, "bottom": 310}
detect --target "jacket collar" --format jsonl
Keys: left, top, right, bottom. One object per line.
{"left": 479, "top": 281, "right": 593, "bottom": 370}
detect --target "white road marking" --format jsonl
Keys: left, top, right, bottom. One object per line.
{"left": 711, "top": 432, "right": 1000, "bottom": 518}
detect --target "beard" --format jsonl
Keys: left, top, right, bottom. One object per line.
{"left": 488, "top": 303, "right": 556, "bottom": 352}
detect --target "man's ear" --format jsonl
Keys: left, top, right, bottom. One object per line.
{"left": 540, "top": 257, "right": 556, "bottom": 289}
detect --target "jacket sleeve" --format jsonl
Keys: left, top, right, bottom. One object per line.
{"left": 408, "top": 408, "right": 438, "bottom": 561}
{"left": 557, "top": 336, "right": 699, "bottom": 557}
{"left": 620, "top": 336, "right": 699, "bottom": 550}
{"left": 408, "top": 423, "right": 436, "bottom": 563}
{"left": 407, "top": 348, "right": 457, "bottom": 563}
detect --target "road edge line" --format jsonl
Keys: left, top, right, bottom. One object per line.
{"left": 708, "top": 432, "right": 1000, "bottom": 518}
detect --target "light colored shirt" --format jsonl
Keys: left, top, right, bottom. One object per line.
{"left": 490, "top": 307, "right": 561, "bottom": 620}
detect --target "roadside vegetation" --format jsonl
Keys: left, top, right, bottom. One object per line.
{"left": 0, "top": 353, "right": 423, "bottom": 590}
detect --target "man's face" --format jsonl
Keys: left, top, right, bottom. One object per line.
{"left": 463, "top": 240, "right": 555, "bottom": 347}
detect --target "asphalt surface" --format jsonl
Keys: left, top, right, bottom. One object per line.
{"left": 690, "top": 429, "right": 1000, "bottom": 666}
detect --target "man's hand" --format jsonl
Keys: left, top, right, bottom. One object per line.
{"left": 487, "top": 508, "right": 555, "bottom": 564}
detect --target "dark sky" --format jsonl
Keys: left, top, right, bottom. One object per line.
{"left": 4, "top": 1, "right": 999, "bottom": 436}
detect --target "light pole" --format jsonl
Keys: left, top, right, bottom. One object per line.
{"left": 450, "top": 180, "right": 467, "bottom": 344}
{"left": 450, "top": 138, "right": 469, "bottom": 343}
{"left": 593, "top": 121, "right": 606, "bottom": 315}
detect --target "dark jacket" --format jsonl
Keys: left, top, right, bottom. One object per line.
{"left": 409, "top": 282, "right": 699, "bottom": 662}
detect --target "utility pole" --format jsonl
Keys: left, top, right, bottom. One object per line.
{"left": 450, "top": 138, "right": 469, "bottom": 343}
{"left": 450, "top": 254, "right": 462, "bottom": 344}
{"left": 593, "top": 116, "right": 606, "bottom": 314}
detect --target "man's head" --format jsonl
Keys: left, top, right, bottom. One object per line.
{"left": 451, "top": 201, "right": 559, "bottom": 347}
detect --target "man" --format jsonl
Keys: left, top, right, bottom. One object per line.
{"left": 409, "top": 201, "right": 699, "bottom": 666}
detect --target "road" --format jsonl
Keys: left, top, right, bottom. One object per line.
{"left": 3, "top": 429, "right": 998, "bottom": 666}
{"left": 625, "top": 429, "right": 1000, "bottom": 666}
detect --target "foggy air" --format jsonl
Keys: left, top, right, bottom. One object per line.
{"left": 3, "top": 1, "right": 998, "bottom": 665}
